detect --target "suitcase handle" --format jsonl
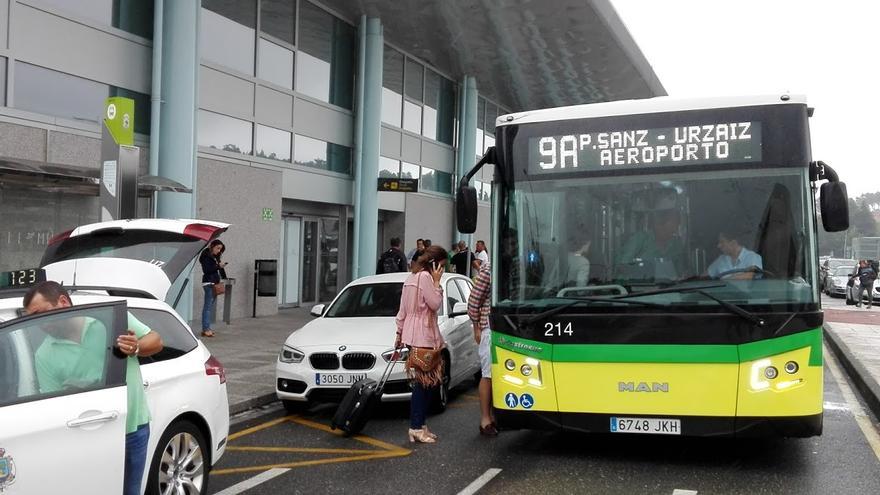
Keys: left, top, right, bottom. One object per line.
{"left": 377, "top": 346, "right": 405, "bottom": 393}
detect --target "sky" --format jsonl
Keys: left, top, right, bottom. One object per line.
{"left": 611, "top": 0, "right": 880, "bottom": 198}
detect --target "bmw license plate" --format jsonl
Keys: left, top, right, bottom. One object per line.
{"left": 315, "top": 373, "right": 366, "bottom": 386}
{"left": 610, "top": 417, "right": 681, "bottom": 435}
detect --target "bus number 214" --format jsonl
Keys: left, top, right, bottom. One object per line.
{"left": 544, "top": 322, "right": 573, "bottom": 337}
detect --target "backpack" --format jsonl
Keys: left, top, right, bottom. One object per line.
{"left": 379, "top": 250, "right": 400, "bottom": 274}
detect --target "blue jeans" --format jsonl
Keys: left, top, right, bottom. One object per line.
{"left": 410, "top": 382, "right": 431, "bottom": 429}
{"left": 124, "top": 423, "right": 150, "bottom": 495}
{"left": 202, "top": 284, "right": 216, "bottom": 330}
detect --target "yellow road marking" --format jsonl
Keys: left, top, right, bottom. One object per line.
{"left": 227, "top": 446, "right": 379, "bottom": 455}
{"left": 214, "top": 414, "right": 411, "bottom": 476}
{"left": 227, "top": 416, "right": 290, "bottom": 442}
{"left": 824, "top": 344, "right": 880, "bottom": 462}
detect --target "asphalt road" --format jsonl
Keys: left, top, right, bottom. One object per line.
{"left": 209, "top": 347, "right": 880, "bottom": 495}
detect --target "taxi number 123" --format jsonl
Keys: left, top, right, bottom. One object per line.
{"left": 544, "top": 321, "right": 573, "bottom": 337}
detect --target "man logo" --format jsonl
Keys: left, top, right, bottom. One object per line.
{"left": 618, "top": 381, "right": 669, "bottom": 393}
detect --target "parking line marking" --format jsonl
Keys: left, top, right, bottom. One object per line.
{"left": 213, "top": 467, "right": 289, "bottom": 495}
{"left": 213, "top": 414, "right": 412, "bottom": 477}
{"left": 457, "top": 468, "right": 502, "bottom": 495}
{"left": 227, "top": 446, "right": 379, "bottom": 455}
{"left": 672, "top": 490, "right": 698, "bottom": 495}
{"left": 824, "top": 344, "right": 880, "bottom": 462}
{"left": 227, "top": 416, "right": 290, "bottom": 442}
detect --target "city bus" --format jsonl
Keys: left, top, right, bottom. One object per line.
{"left": 456, "top": 95, "right": 849, "bottom": 437}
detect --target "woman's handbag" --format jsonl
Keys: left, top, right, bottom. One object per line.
{"left": 213, "top": 282, "right": 226, "bottom": 296}
{"left": 408, "top": 346, "right": 441, "bottom": 373}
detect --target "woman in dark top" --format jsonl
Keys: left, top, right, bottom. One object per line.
{"left": 199, "top": 239, "right": 227, "bottom": 337}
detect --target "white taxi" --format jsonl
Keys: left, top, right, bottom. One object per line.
{"left": 276, "top": 272, "right": 481, "bottom": 412}
{"left": 0, "top": 219, "right": 230, "bottom": 495}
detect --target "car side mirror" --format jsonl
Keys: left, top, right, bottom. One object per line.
{"left": 310, "top": 304, "right": 325, "bottom": 317}
{"left": 456, "top": 181, "right": 478, "bottom": 234}
{"left": 450, "top": 301, "right": 468, "bottom": 317}
{"left": 820, "top": 182, "right": 849, "bottom": 232}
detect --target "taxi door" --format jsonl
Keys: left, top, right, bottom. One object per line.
{"left": 0, "top": 301, "right": 129, "bottom": 494}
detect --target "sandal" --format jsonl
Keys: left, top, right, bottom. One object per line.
{"left": 201, "top": 330, "right": 215, "bottom": 337}
{"left": 479, "top": 422, "right": 499, "bottom": 437}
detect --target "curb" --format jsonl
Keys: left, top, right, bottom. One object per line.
{"left": 823, "top": 323, "right": 880, "bottom": 421}
{"left": 229, "top": 393, "right": 279, "bottom": 416}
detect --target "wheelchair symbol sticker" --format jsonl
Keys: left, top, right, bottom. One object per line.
{"left": 520, "top": 393, "right": 535, "bottom": 409}
{"left": 504, "top": 392, "right": 518, "bottom": 408}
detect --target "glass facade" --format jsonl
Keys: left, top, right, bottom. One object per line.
{"left": 260, "top": 0, "right": 295, "bottom": 44}
{"left": 420, "top": 167, "right": 452, "bottom": 195}
{"left": 295, "top": 1, "right": 355, "bottom": 110}
{"left": 14, "top": 62, "right": 150, "bottom": 134}
{"left": 423, "top": 69, "right": 455, "bottom": 145}
{"left": 381, "top": 47, "right": 403, "bottom": 127}
{"left": 294, "top": 134, "right": 351, "bottom": 175}
{"left": 35, "top": 0, "right": 154, "bottom": 38}
{"left": 198, "top": 110, "right": 253, "bottom": 155}
{"left": 256, "top": 125, "right": 292, "bottom": 162}
{"left": 258, "top": 38, "right": 294, "bottom": 89}
{"left": 379, "top": 156, "right": 400, "bottom": 178}
{"left": 201, "top": 1, "right": 257, "bottom": 75}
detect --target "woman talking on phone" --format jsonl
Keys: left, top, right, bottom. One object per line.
{"left": 395, "top": 244, "right": 447, "bottom": 443}
{"left": 199, "top": 239, "right": 227, "bottom": 338}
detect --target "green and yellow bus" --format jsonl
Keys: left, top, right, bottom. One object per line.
{"left": 456, "top": 95, "right": 849, "bottom": 437}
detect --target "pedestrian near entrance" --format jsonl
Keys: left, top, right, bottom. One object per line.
{"left": 395, "top": 245, "right": 447, "bottom": 444}
{"left": 468, "top": 262, "right": 497, "bottom": 436}
{"left": 451, "top": 240, "right": 474, "bottom": 276}
{"left": 407, "top": 238, "right": 424, "bottom": 268}
{"left": 24, "top": 281, "right": 163, "bottom": 495}
{"left": 200, "top": 239, "right": 227, "bottom": 337}
{"left": 856, "top": 259, "right": 877, "bottom": 308}
{"left": 376, "top": 237, "right": 408, "bottom": 274}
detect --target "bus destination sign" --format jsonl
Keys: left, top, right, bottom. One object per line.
{"left": 528, "top": 121, "right": 762, "bottom": 174}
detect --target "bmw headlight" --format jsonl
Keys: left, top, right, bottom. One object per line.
{"left": 279, "top": 345, "right": 305, "bottom": 363}
{"left": 382, "top": 348, "right": 409, "bottom": 362}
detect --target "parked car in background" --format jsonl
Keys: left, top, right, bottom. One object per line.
{"left": 0, "top": 219, "right": 230, "bottom": 495}
{"left": 824, "top": 266, "right": 855, "bottom": 297}
{"left": 276, "top": 272, "right": 481, "bottom": 413}
{"left": 819, "top": 258, "right": 856, "bottom": 290}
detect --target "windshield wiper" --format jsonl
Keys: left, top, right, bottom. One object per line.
{"left": 613, "top": 282, "right": 765, "bottom": 327}
{"left": 522, "top": 296, "right": 668, "bottom": 327}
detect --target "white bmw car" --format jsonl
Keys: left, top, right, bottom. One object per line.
{"left": 276, "top": 272, "right": 481, "bottom": 412}
{"left": 0, "top": 219, "right": 230, "bottom": 495}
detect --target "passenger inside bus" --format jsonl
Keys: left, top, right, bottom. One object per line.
{"left": 615, "top": 188, "right": 688, "bottom": 282}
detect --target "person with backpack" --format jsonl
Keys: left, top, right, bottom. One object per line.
{"left": 377, "top": 237, "right": 408, "bottom": 274}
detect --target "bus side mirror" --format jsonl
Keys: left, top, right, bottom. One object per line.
{"left": 456, "top": 181, "right": 478, "bottom": 234}
{"left": 820, "top": 181, "right": 849, "bottom": 232}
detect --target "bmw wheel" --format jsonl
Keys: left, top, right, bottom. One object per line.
{"left": 146, "top": 420, "right": 209, "bottom": 495}
{"left": 430, "top": 354, "right": 451, "bottom": 413}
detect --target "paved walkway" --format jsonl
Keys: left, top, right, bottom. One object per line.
{"left": 200, "top": 302, "right": 880, "bottom": 422}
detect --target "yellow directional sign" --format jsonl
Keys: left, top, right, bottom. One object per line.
{"left": 378, "top": 178, "right": 418, "bottom": 192}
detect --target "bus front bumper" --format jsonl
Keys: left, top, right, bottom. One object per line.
{"left": 494, "top": 409, "right": 823, "bottom": 438}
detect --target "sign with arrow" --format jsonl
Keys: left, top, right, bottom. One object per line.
{"left": 378, "top": 178, "right": 418, "bottom": 192}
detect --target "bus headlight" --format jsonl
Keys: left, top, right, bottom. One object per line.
{"left": 784, "top": 361, "right": 799, "bottom": 374}
{"left": 504, "top": 359, "right": 516, "bottom": 371}
{"left": 520, "top": 364, "right": 533, "bottom": 376}
{"left": 764, "top": 366, "right": 778, "bottom": 380}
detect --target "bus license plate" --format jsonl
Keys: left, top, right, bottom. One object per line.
{"left": 610, "top": 417, "right": 681, "bottom": 435}
{"left": 315, "top": 373, "right": 366, "bottom": 386}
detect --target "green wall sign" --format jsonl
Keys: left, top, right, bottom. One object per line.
{"left": 104, "top": 97, "right": 134, "bottom": 146}
{"left": 261, "top": 208, "right": 274, "bottom": 221}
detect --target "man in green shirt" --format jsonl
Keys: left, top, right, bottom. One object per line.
{"left": 24, "top": 281, "right": 163, "bottom": 495}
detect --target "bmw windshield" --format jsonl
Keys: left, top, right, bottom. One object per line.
{"left": 324, "top": 283, "right": 403, "bottom": 318}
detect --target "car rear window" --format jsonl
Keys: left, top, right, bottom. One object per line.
{"left": 129, "top": 308, "right": 197, "bottom": 363}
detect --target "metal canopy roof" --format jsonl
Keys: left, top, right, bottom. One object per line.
{"left": 333, "top": 0, "right": 665, "bottom": 110}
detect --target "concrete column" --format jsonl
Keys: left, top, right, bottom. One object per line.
{"left": 353, "top": 18, "right": 383, "bottom": 278}
{"left": 156, "top": 1, "right": 199, "bottom": 318}
{"left": 156, "top": 0, "right": 198, "bottom": 220}
{"left": 455, "top": 76, "right": 479, "bottom": 260}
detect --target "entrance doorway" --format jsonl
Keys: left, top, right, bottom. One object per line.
{"left": 279, "top": 216, "right": 340, "bottom": 307}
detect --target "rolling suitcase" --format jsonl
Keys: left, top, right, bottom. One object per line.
{"left": 331, "top": 349, "right": 401, "bottom": 436}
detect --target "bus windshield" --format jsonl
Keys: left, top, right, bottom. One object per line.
{"left": 495, "top": 168, "right": 816, "bottom": 309}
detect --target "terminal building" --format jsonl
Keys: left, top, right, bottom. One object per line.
{"left": 0, "top": 0, "right": 664, "bottom": 320}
